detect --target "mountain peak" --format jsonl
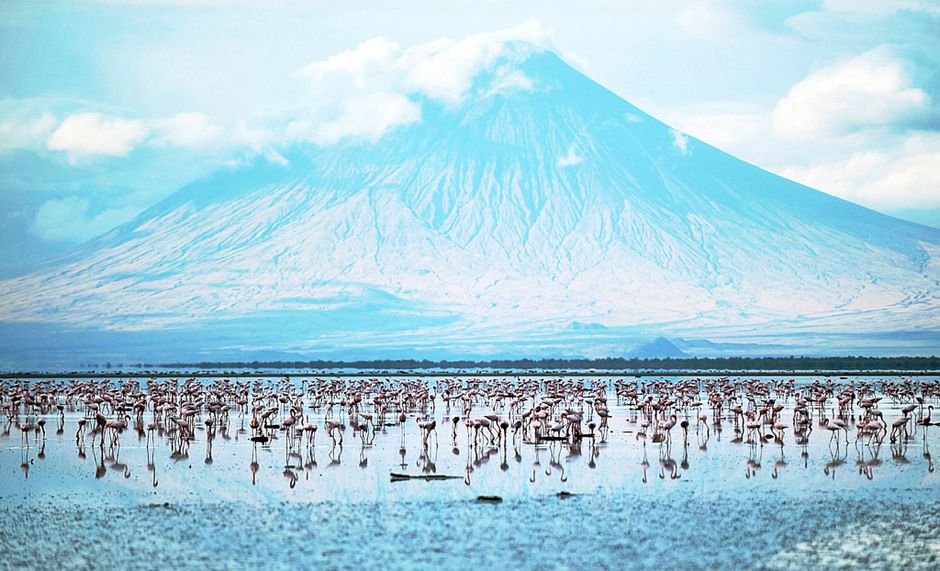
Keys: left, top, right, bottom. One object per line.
{"left": 0, "top": 43, "right": 938, "bottom": 366}
{"left": 628, "top": 338, "right": 690, "bottom": 359}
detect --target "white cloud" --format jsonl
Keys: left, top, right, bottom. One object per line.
{"left": 299, "top": 36, "right": 401, "bottom": 87}
{"left": 0, "top": 112, "right": 56, "bottom": 153}
{"left": 483, "top": 66, "right": 534, "bottom": 98}
{"left": 10, "top": 21, "right": 552, "bottom": 162}
{"left": 398, "top": 19, "right": 549, "bottom": 104}
{"left": 1, "top": 101, "right": 233, "bottom": 161}
{"left": 658, "top": 102, "right": 813, "bottom": 168}
{"left": 659, "top": 95, "right": 940, "bottom": 216}
{"left": 671, "top": 129, "right": 689, "bottom": 155}
{"left": 314, "top": 92, "right": 421, "bottom": 146}
{"left": 557, "top": 144, "right": 583, "bottom": 167}
{"left": 231, "top": 120, "right": 275, "bottom": 150}
{"left": 676, "top": 4, "right": 743, "bottom": 40}
{"left": 293, "top": 19, "right": 551, "bottom": 145}
{"left": 820, "top": 0, "right": 940, "bottom": 15}
{"left": 781, "top": 134, "right": 940, "bottom": 211}
{"left": 47, "top": 112, "right": 149, "bottom": 162}
{"left": 558, "top": 50, "right": 592, "bottom": 75}
{"left": 772, "top": 48, "right": 931, "bottom": 140}
{"left": 262, "top": 148, "right": 289, "bottom": 166}
{"left": 31, "top": 196, "right": 141, "bottom": 242}
{"left": 151, "top": 112, "right": 222, "bottom": 148}
{"left": 223, "top": 120, "right": 288, "bottom": 165}
{"left": 667, "top": 107, "right": 766, "bottom": 151}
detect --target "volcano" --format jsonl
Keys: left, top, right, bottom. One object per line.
{"left": 1, "top": 49, "right": 938, "bottom": 366}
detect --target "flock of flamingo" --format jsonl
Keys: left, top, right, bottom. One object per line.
{"left": 2, "top": 375, "right": 938, "bottom": 488}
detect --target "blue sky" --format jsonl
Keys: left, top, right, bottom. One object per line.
{"left": 1, "top": 0, "right": 938, "bottom": 274}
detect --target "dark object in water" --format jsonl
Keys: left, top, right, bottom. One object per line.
{"left": 556, "top": 491, "right": 574, "bottom": 498}
{"left": 390, "top": 472, "right": 461, "bottom": 481}
{"left": 264, "top": 424, "right": 280, "bottom": 430}
{"left": 146, "top": 502, "right": 172, "bottom": 509}
{"left": 539, "top": 435, "right": 568, "bottom": 442}
{"left": 476, "top": 495, "right": 502, "bottom": 503}
{"left": 250, "top": 435, "right": 269, "bottom": 443}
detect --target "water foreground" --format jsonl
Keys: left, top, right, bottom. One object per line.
{"left": 1, "top": 374, "right": 938, "bottom": 570}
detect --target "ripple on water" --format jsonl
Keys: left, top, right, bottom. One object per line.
{"left": 2, "top": 490, "right": 940, "bottom": 570}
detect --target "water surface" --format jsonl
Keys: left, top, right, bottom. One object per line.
{"left": 2, "top": 374, "right": 938, "bottom": 570}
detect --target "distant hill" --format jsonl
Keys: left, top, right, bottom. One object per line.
{"left": 628, "top": 337, "right": 690, "bottom": 359}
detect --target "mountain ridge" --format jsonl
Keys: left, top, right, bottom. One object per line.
{"left": 0, "top": 49, "right": 937, "bottom": 366}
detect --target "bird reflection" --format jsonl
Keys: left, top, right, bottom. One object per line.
{"left": 824, "top": 445, "right": 847, "bottom": 479}
{"left": 3, "top": 375, "right": 938, "bottom": 496}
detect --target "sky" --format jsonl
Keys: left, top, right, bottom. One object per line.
{"left": 1, "top": 0, "right": 938, "bottom": 275}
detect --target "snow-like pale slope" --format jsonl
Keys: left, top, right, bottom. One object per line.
{"left": 0, "top": 51, "right": 937, "bottom": 361}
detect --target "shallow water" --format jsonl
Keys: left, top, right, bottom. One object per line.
{"left": 2, "top": 375, "right": 939, "bottom": 570}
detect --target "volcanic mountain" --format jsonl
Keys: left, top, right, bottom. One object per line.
{"left": 1, "top": 50, "right": 938, "bottom": 365}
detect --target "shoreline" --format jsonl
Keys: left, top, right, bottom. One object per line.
{"left": 3, "top": 369, "right": 938, "bottom": 379}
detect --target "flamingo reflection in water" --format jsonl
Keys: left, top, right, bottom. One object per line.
{"left": 1, "top": 374, "right": 938, "bottom": 492}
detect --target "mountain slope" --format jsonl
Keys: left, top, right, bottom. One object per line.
{"left": 0, "top": 50, "right": 937, "bottom": 364}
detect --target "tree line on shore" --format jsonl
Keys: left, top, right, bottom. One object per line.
{"left": 153, "top": 355, "right": 940, "bottom": 372}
